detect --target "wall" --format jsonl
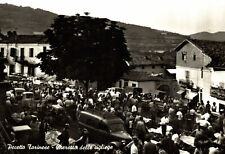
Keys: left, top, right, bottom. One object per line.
{"left": 138, "top": 81, "right": 157, "bottom": 94}
{"left": 176, "top": 41, "right": 225, "bottom": 111}
{"left": 133, "top": 65, "right": 165, "bottom": 74}
{"left": 176, "top": 41, "right": 211, "bottom": 68}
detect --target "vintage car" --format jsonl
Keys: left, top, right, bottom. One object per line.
{"left": 21, "top": 92, "right": 35, "bottom": 109}
{"left": 78, "top": 110, "right": 132, "bottom": 144}
{"left": 14, "top": 88, "right": 25, "bottom": 101}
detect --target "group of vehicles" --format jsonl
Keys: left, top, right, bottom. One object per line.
{"left": 8, "top": 87, "right": 38, "bottom": 109}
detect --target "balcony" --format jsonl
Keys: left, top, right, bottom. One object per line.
{"left": 178, "top": 79, "right": 199, "bottom": 92}
{"left": 179, "top": 79, "right": 193, "bottom": 88}
{"left": 210, "top": 86, "right": 225, "bottom": 101}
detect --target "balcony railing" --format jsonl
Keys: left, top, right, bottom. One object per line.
{"left": 210, "top": 86, "right": 225, "bottom": 101}
{"left": 179, "top": 79, "right": 193, "bottom": 88}
{"left": 178, "top": 79, "right": 199, "bottom": 92}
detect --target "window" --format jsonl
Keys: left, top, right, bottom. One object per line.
{"left": 28, "top": 67, "right": 35, "bottom": 76}
{"left": 29, "top": 48, "right": 34, "bottom": 57}
{"left": 193, "top": 54, "right": 196, "bottom": 61}
{"left": 201, "top": 67, "right": 203, "bottom": 79}
{"left": 43, "top": 46, "right": 47, "bottom": 52}
{"left": 185, "top": 70, "right": 190, "bottom": 81}
{"left": 108, "top": 123, "right": 125, "bottom": 132}
{"left": 132, "top": 83, "right": 137, "bottom": 87}
{"left": 119, "top": 80, "right": 122, "bottom": 88}
{"left": 9, "top": 65, "right": 15, "bottom": 74}
{"left": 21, "top": 65, "right": 24, "bottom": 74}
{"left": 124, "top": 80, "right": 128, "bottom": 87}
{"left": 0, "top": 48, "right": 4, "bottom": 57}
{"left": 182, "top": 52, "right": 187, "bottom": 61}
{"left": 10, "top": 48, "right": 16, "bottom": 57}
{"left": 86, "top": 119, "right": 98, "bottom": 128}
{"left": 152, "top": 65, "right": 155, "bottom": 69}
{"left": 98, "top": 122, "right": 108, "bottom": 132}
{"left": 141, "top": 66, "right": 145, "bottom": 69}
{"left": 20, "top": 48, "right": 24, "bottom": 58}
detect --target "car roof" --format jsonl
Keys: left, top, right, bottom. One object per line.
{"left": 14, "top": 88, "right": 25, "bottom": 91}
{"left": 23, "top": 92, "right": 34, "bottom": 94}
{"left": 80, "top": 110, "right": 123, "bottom": 123}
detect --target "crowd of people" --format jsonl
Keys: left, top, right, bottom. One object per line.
{"left": 1, "top": 79, "right": 225, "bottom": 154}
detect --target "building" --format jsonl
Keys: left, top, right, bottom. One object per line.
{"left": 115, "top": 55, "right": 179, "bottom": 98}
{"left": 130, "top": 55, "right": 166, "bottom": 74}
{"left": 175, "top": 39, "right": 225, "bottom": 112}
{"left": 0, "top": 35, "right": 50, "bottom": 77}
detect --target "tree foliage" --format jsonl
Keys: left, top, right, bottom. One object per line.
{"left": 38, "top": 14, "right": 131, "bottom": 89}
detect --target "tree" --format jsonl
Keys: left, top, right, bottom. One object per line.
{"left": 38, "top": 14, "right": 131, "bottom": 92}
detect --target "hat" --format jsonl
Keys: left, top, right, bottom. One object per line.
{"left": 132, "top": 136, "right": 138, "bottom": 140}
{"left": 190, "top": 109, "right": 195, "bottom": 115}
{"left": 65, "top": 123, "right": 70, "bottom": 128}
{"left": 83, "top": 128, "right": 89, "bottom": 134}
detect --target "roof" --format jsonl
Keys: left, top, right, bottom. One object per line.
{"left": 121, "top": 71, "right": 163, "bottom": 82}
{"left": 175, "top": 39, "right": 225, "bottom": 67}
{"left": 0, "top": 35, "right": 48, "bottom": 44}
{"left": 130, "top": 56, "right": 166, "bottom": 66}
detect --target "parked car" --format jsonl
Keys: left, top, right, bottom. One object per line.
{"left": 78, "top": 110, "right": 132, "bottom": 144}
{"left": 14, "top": 88, "right": 25, "bottom": 101}
{"left": 21, "top": 92, "right": 35, "bottom": 109}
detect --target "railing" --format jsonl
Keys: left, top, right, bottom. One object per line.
{"left": 210, "top": 86, "right": 225, "bottom": 101}
{"left": 178, "top": 79, "right": 199, "bottom": 92}
{"left": 179, "top": 79, "right": 193, "bottom": 89}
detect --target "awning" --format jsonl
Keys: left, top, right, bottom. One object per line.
{"left": 167, "top": 69, "right": 176, "bottom": 74}
{"left": 177, "top": 89, "right": 185, "bottom": 94}
{"left": 185, "top": 91, "right": 198, "bottom": 100}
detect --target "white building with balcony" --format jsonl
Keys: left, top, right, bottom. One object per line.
{"left": 0, "top": 35, "right": 50, "bottom": 77}
{"left": 175, "top": 39, "right": 225, "bottom": 112}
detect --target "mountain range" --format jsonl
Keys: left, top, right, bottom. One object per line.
{"left": 0, "top": 3, "right": 225, "bottom": 53}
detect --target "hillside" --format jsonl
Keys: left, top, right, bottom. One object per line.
{"left": 0, "top": 3, "right": 188, "bottom": 54}
{"left": 0, "top": 4, "right": 57, "bottom": 34}
{"left": 190, "top": 31, "right": 225, "bottom": 42}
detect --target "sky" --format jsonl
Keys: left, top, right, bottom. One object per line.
{"left": 1, "top": 0, "right": 225, "bottom": 35}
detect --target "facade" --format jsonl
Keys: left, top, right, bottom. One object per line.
{"left": 175, "top": 39, "right": 225, "bottom": 112}
{"left": 130, "top": 55, "right": 166, "bottom": 74}
{"left": 116, "top": 55, "right": 179, "bottom": 98}
{"left": 0, "top": 35, "right": 50, "bottom": 77}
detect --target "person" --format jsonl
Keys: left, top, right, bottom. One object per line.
{"left": 142, "top": 134, "right": 157, "bottom": 154}
{"left": 135, "top": 116, "right": 147, "bottom": 142}
{"left": 176, "top": 108, "right": 183, "bottom": 133}
{"left": 217, "top": 131, "right": 225, "bottom": 145}
{"left": 160, "top": 115, "right": 169, "bottom": 136}
{"left": 130, "top": 136, "right": 139, "bottom": 154}
{"left": 211, "top": 102, "right": 217, "bottom": 112}
{"left": 29, "top": 117, "right": 41, "bottom": 145}
{"left": 198, "top": 118, "right": 211, "bottom": 131}
{"left": 161, "top": 133, "right": 179, "bottom": 154}
{"left": 194, "top": 124, "right": 210, "bottom": 154}
{"left": 39, "top": 119, "right": 48, "bottom": 145}
{"left": 58, "top": 123, "right": 70, "bottom": 146}
{"left": 205, "top": 101, "right": 211, "bottom": 113}
{"left": 131, "top": 104, "right": 138, "bottom": 116}
{"left": 75, "top": 128, "right": 89, "bottom": 147}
